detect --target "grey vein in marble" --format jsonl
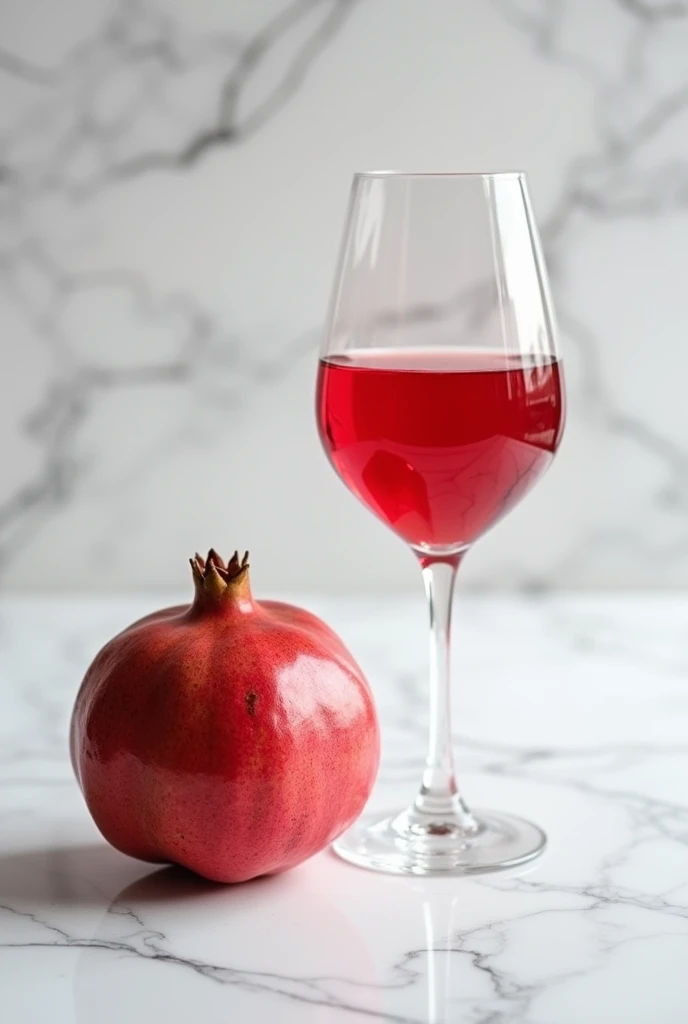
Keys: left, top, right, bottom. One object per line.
{"left": 2, "top": 0, "right": 688, "bottom": 589}
{"left": 1, "top": 594, "right": 688, "bottom": 1022}
{"left": 493, "top": 0, "right": 688, "bottom": 584}
{"left": 0, "top": 0, "right": 352, "bottom": 580}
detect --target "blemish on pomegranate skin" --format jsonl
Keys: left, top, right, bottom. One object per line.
{"left": 245, "top": 691, "right": 258, "bottom": 716}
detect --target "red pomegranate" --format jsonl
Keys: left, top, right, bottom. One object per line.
{"left": 70, "top": 550, "right": 380, "bottom": 883}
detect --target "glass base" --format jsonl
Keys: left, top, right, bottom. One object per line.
{"left": 333, "top": 805, "right": 546, "bottom": 876}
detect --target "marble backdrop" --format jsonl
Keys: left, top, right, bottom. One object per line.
{"left": 2, "top": 0, "right": 688, "bottom": 593}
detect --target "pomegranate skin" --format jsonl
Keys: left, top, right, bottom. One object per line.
{"left": 70, "top": 552, "right": 380, "bottom": 883}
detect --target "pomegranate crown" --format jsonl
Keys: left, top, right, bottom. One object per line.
{"left": 190, "top": 549, "right": 251, "bottom": 603}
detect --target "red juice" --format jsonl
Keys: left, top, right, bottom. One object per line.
{"left": 317, "top": 349, "right": 564, "bottom": 551}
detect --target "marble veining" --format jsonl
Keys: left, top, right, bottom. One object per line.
{"left": 2, "top": 0, "right": 688, "bottom": 591}
{"left": 2, "top": 593, "right": 688, "bottom": 1022}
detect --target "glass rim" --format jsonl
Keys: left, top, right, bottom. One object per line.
{"left": 353, "top": 169, "right": 526, "bottom": 180}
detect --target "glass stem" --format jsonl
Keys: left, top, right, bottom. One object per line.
{"left": 414, "top": 554, "right": 474, "bottom": 826}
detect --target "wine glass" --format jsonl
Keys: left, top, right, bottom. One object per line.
{"left": 316, "top": 171, "right": 565, "bottom": 875}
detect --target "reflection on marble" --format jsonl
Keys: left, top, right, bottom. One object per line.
{"left": 2, "top": 594, "right": 688, "bottom": 1022}
{"left": 2, "top": 0, "right": 688, "bottom": 590}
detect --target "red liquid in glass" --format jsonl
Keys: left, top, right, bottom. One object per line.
{"left": 317, "top": 349, "right": 564, "bottom": 550}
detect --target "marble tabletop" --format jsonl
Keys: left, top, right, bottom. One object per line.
{"left": 2, "top": 593, "right": 688, "bottom": 1024}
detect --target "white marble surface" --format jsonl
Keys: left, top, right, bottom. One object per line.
{"left": 2, "top": 0, "right": 688, "bottom": 592}
{"left": 2, "top": 593, "right": 688, "bottom": 1023}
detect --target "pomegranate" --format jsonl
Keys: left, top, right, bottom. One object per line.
{"left": 70, "top": 550, "right": 380, "bottom": 883}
